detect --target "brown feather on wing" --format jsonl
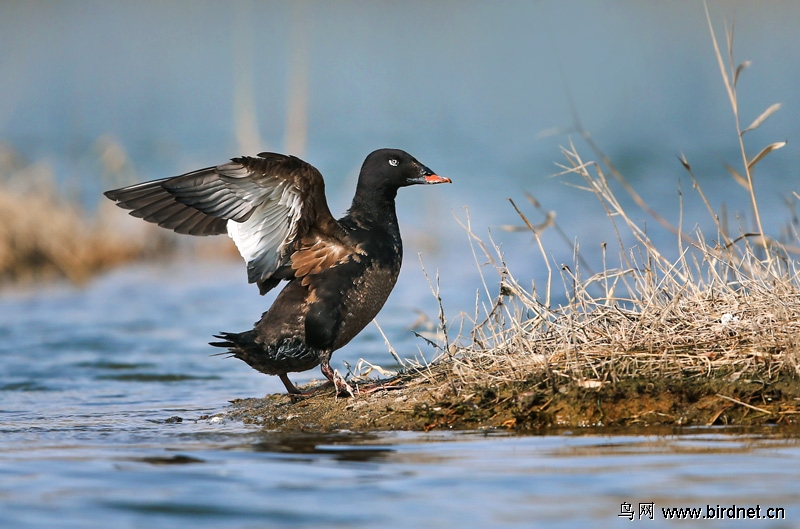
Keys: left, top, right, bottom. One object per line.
{"left": 104, "top": 152, "right": 345, "bottom": 293}
{"left": 291, "top": 235, "right": 365, "bottom": 287}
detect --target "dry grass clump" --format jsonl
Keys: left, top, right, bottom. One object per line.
{"left": 433, "top": 150, "right": 800, "bottom": 391}
{"left": 0, "top": 141, "right": 175, "bottom": 286}
{"left": 389, "top": 13, "right": 800, "bottom": 398}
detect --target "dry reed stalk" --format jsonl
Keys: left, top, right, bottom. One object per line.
{"left": 369, "top": 12, "right": 800, "bottom": 397}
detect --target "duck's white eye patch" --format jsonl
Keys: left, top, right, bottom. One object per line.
{"left": 388, "top": 158, "right": 399, "bottom": 167}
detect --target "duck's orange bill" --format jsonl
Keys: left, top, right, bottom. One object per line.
{"left": 424, "top": 174, "right": 451, "bottom": 184}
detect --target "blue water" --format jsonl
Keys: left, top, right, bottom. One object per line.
{"left": 4, "top": 427, "right": 800, "bottom": 529}
{"left": 3, "top": 1, "right": 800, "bottom": 312}
{"left": 3, "top": 2, "right": 800, "bottom": 527}
{"left": 1, "top": 264, "right": 800, "bottom": 528}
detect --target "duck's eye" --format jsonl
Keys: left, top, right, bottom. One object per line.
{"left": 388, "top": 158, "right": 399, "bottom": 167}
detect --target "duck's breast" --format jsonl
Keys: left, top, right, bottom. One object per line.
{"left": 332, "top": 255, "right": 401, "bottom": 350}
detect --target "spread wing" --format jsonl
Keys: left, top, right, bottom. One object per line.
{"left": 104, "top": 152, "right": 343, "bottom": 294}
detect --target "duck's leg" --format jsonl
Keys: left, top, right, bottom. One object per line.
{"left": 279, "top": 373, "right": 335, "bottom": 403}
{"left": 319, "top": 351, "right": 354, "bottom": 397}
{"left": 279, "top": 374, "right": 302, "bottom": 395}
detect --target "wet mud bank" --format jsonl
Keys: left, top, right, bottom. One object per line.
{"left": 225, "top": 374, "right": 800, "bottom": 432}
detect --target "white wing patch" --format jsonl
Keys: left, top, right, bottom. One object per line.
{"left": 226, "top": 181, "right": 303, "bottom": 283}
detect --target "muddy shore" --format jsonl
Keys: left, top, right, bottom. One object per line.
{"left": 223, "top": 373, "right": 800, "bottom": 432}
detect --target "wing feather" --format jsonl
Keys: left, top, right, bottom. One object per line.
{"left": 104, "top": 152, "right": 343, "bottom": 293}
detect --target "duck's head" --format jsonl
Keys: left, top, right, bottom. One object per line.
{"left": 358, "top": 149, "right": 451, "bottom": 194}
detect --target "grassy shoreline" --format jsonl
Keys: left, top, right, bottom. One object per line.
{"left": 227, "top": 15, "right": 800, "bottom": 432}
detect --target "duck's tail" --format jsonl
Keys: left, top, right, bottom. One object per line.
{"left": 209, "top": 331, "right": 257, "bottom": 358}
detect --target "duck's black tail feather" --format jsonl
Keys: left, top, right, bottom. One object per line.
{"left": 209, "top": 331, "right": 257, "bottom": 357}
{"left": 210, "top": 332, "right": 318, "bottom": 375}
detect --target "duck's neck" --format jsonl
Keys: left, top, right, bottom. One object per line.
{"left": 347, "top": 185, "right": 400, "bottom": 235}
